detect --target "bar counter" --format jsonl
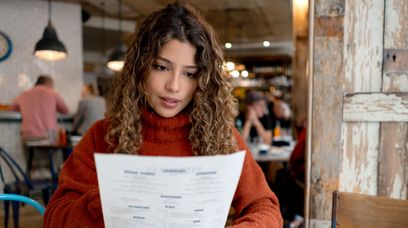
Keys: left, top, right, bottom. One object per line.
{"left": 0, "top": 111, "right": 74, "bottom": 122}
{"left": 0, "top": 111, "right": 74, "bottom": 193}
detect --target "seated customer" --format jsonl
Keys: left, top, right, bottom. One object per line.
{"left": 72, "top": 84, "right": 106, "bottom": 135}
{"left": 240, "top": 90, "right": 273, "bottom": 144}
{"left": 10, "top": 75, "right": 69, "bottom": 176}
{"left": 10, "top": 75, "right": 69, "bottom": 141}
{"left": 270, "top": 99, "right": 292, "bottom": 133}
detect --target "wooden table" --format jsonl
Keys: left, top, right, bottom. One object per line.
{"left": 248, "top": 142, "right": 295, "bottom": 162}
{"left": 248, "top": 142, "right": 295, "bottom": 180}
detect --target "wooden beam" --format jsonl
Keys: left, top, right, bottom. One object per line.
{"left": 339, "top": 0, "right": 384, "bottom": 199}
{"left": 343, "top": 92, "right": 408, "bottom": 122}
{"left": 378, "top": 123, "right": 408, "bottom": 198}
{"left": 309, "top": 0, "right": 345, "bottom": 222}
{"left": 379, "top": 0, "right": 408, "bottom": 200}
{"left": 315, "top": 16, "right": 343, "bottom": 37}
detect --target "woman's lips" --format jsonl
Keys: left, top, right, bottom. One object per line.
{"left": 160, "top": 97, "right": 179, "bottom": 108}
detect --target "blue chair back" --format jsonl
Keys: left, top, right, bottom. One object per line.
{"left": 0, "top": 147, "right": 54, "bottom": 228}
{"left": 0, "top": 147, "right": 33, "bottom": 189}
{"left": 0, "top": 193, "right": 45, "bottom": 215}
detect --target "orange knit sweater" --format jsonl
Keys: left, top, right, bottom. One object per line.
{"left": 44, "top": 111, "right": 282, "bottom": 227}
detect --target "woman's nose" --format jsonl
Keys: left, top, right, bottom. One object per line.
{"left": 165, "top": 73, "right": 180, "bottom": 92}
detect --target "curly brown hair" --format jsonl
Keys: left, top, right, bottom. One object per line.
{"left": 105, "top": 1, "right": 238, "bottom": 155}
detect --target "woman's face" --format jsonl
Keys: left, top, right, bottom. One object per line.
{"left": 145, "top": 39, "right": 198, "bottom": 118}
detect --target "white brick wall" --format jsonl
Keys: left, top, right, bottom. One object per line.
{"left": 0, "top": 0, "right": 83, "bottom": 192}
{"left": 0, "top": 0, "right": 83, "bottom": 111}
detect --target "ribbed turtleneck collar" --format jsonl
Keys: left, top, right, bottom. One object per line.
{"left": 141, "top": 109, "right": 191, "bottom": 143}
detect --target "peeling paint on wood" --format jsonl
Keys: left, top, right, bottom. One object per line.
{"left": 380, "top": 0, "right": 408, "bottom": 201}
{"left": 339, "top": 122, "right": 379, "bottom": 194}
{"left": 315, "top": 16, "right": 343, "bottom": 37}
{"left": 343, "top": 0, "right": 384, "bottom": 92}
{"left": 378, "top": 123, "right": 408, "bottom": 199}
{"left": 384, "top": 0, "right": 408, "bottom": 48}
{"left": 315, "top": 0, "right": 345, "bottom": 17}
{"left": 311, "top": 37, "right": 343, "bottom": 220}
{"left": 383, "top": 73, "right": 408, "bottom": 92}
{"left": 310, "top": 0, "right": 408, "bottom": 224}
{"left": 343, "top": 93, "right": 408, "bottom": 122}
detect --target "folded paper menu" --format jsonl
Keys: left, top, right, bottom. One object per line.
{"left": 94, "top": 151, "right": 245, "bottom": 228}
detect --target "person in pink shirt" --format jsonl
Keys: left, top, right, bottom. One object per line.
{"left": 10, "top": 75, "right": 69, "bottom": 141}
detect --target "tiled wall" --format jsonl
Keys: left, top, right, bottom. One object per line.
{"left": 0, "top": 0, "right": 83, "bottom": 191}
{"left": 0, "top": 0, "right": 83, "bottom": 110}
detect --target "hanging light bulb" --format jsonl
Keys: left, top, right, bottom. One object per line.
{"left": 230, "top": 70, "right": 240, "bottom": 78}
{"left": 241, "top": 70, "right": 249, "bottom": 77}
{"left": 225, "top": 61, "right": 235, "bottom": 71}
{"left": 107, "top": 43, "right": 127, "bottom": 71}
{"left": 34, "top": 0, "right": 67, "bottom": 61}
{"left": 107, "top": 0, "right": 127, "bottom": 71}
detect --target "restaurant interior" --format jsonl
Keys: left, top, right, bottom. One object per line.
{"left": 2, "top": 0, "right": 407, "bottom": 227}
{"left": 3, "top": 0, "right": 305, "bottom": 227}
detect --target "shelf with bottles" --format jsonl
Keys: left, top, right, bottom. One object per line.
{"left": 226, "top": 55, "right": 291, "bottom": 81}
{"left": 230, "top": 75, "right": 292, "bottom": 88}
{"left": 252, "top": 65, "right": 292, "bottom": 77}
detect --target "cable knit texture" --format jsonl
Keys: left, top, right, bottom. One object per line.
{"left": 44, "top": 110, "right": 283, "bottom": 227}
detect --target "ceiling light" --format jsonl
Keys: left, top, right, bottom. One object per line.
{"left": 263, "top": 41, "right": 270, "bottom": 47}
{"left": 225, "top": 61, "right": 235, "bottom": 71}
{"left": 107, "top": 43, "right": 127, "bottom": 71}
{"left": 107, "top": 0, "right": 126, "bottom": 71}
{"left": 241, "top": 70, "right": 249, "bottom": 77}
{"left": 34, "top": 0, "right": 67, "bottom": 61}
{"left": 225, "top": 42, "right": 232, "bottom": 49}
{"left": 230, "top": 70, "right": 239, "bottom": 78}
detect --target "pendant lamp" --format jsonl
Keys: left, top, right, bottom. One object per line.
{"left": 34, "top": 0, "right": 67, "bottom": 61}
{"left": 107, "top": 0, "right": 127, "bottom": 71}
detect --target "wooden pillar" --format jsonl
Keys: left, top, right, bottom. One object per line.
{"left": 309, "top": 0, "right": 344, "bottom": 224}
{"left": 292, "top": 0, "right": 309, "bottom": 124}
{"left": 378, "top": 0, "right": 408, "bottom": 199}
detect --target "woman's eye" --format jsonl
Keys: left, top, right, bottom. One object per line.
{"left": 153, "top": 64, "right": 168, "bottom": 71}
{"left": 184, "top": 72, "right": 197, "bottom": 78}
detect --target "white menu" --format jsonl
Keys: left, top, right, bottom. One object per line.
{"left": 94, "top": 151, "right": 245, "bottom": 228}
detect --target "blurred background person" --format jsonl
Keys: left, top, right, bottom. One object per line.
{"left": 272, "top": 100, "right": 291, "bottom": 130}
{"left": 10, "top": 75, "right": 69, "bottom": 142}
{"left": 72, "top": 84, "right": 106, "bottom": 135}
{"left": 10, "top": 75, "right": 69, "bottom": 176}
{"left": 266, "top": 91, "right": 292, "bottom": 138}
{"left": 273, "top": 114, "right": 307, "bottom": 224}
{"left": 240, "top": 90, "right": 273, "bottom": 145}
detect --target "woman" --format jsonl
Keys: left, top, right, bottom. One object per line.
{"left": 44, "top": 1, "right": 282, "bottom": 227}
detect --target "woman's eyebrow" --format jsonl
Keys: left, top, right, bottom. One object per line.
{"left": 156, "top": 56, "right": 198, "bottom": 69}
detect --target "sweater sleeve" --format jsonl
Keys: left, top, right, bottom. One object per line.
{"left": 44, "top": 121, "right": 106, "bottom": 228}
{"left": 229, "top": 128, "right": 283, "bottom": 227}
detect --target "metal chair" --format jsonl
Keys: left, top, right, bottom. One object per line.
{"left": 0, "top": 193, "right": 45, "bottom": 228}
{"left": 0, "top": 147, "right": 55, "bottom": 228}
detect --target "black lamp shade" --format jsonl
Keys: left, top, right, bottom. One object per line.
{"left": 108, "top": 43, "right": 126, "bottom": 62}
{"left": 107, "top": 42, "right": 127, "bottom": 71}
{"left": 34, "top": 21, "right": 67, "bottom": 61}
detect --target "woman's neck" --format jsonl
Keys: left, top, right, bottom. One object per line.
{"left": 141, "top": 109, "right": 191, "bottom": 143}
